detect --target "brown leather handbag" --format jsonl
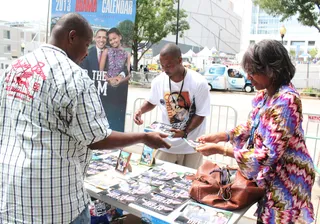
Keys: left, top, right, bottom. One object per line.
{"left": 188, "top": 160, "right": 265, "bottom": 210}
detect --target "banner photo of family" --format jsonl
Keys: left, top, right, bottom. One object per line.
{"left": 51, "top": 0, "right": 137, "bottom": 131}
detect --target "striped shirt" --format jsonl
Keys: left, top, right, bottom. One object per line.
{"left": 0, "top": 44, "right": 112, "bottom": 223}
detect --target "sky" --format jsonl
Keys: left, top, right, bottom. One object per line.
{"left": 0, "top": 0, "right": 49, "bottom": 22}
{"left": 0, "top": 0, "right": 246, "bottom": 22}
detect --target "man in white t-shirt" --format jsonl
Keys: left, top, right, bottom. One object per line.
{"left": 133, "top": 43, "right": 211, "bottom": 169}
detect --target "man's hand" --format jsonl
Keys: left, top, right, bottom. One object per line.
{"left": 170, "top": 129, "right": 185, "bottom": 138}
{"left": 195, "top": 143, "right": 224, "bottom": 156}
{"left": 133, "top": 109, "right": 143, "bottom": 125}
{"left": 144, "top": 132, "right": 171, "bottom": 149}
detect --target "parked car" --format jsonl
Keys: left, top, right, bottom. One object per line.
{"left": 203, "top": 64, "right": 254, "bottom": 92}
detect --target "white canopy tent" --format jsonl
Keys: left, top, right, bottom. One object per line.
{"left": 152, "top": 54, "right": 160, "bottom": 63}
{"left": 193, "top": 47, "right": 212, "bottom": 69}
{"left": 211, "top": 47, "right": 218, "bottom": 53}
{"left": 196, "top": 46, "right": 212, "bottom": 57}
{"left": 182, "top": 49, "right": 195, "bottom": 58}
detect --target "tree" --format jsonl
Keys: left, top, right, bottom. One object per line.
{"left": 253, "top": 0, "right": 320, "bottom": 32}
{"left": 117, "top": 20, "right": 134, "bottom": 48}
{"left": 289, "top": 49, "right": 296, "bottom": 59}
{"left": 309, "top": 47, "right": 318, "bottom": 58}
{"left": 132, "top": 0, "right": 190, "bottom": 70}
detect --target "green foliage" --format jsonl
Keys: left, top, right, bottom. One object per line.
{"left": 289, "top": 49, "right": 296, "bottom": 58}
{"left": 309, "top": 47, "right": 318, "bottom": 58}
{"left": 117, "top": 20, "right": 134, "bottom": 48}
{"left": 132, "top": 0, "right": 190, "bottom": 70}
{"left": 253, "top": 0, "right": 320, "bottom": 32}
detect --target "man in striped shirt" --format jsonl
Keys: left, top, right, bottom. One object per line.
{"left": 0, "top": 13, "right": 170, "bottom": 224}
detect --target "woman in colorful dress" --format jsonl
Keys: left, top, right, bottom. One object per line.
{"left": 196, "top": 39, "right": 315, "bottom": 224}
{"left": 99, "top": 28, "right": 131, "bottom": 131}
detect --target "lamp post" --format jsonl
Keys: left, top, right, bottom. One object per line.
{"left": 217, "top": 28, "right": 222, "bottom": 52}
{"left": 280, "top": 25, "right": 286, "bottom": 45}
{"left": 20, "top": 43, "right": 25, "bottom": 56}
{"left": 175, "top": 0, "right": 180, "bottom": 45}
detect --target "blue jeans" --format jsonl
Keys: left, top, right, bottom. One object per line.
{"left": 71, "top": 205, "right": 91, "bottom": 224}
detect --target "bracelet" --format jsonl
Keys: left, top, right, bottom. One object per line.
{"left": 223, "top": 145, "right": 228, "bottom": 156}
{"left": 225, "top": 132, "right": 230, "bottom": 142}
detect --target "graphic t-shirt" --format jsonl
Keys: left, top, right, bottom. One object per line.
{"left": 148, "top": 69, "right": 210, "bottom": 154}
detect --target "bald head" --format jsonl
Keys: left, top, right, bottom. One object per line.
{"left": 50, "top": 13, "right": 93, "bottom": 42}
{"left": 160, "top": 43, "right": 182, "bottom": 59}
{"left": 49, "top": 13, "right": 93, "bottom": 64}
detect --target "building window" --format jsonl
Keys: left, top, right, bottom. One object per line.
{"left": 32, "top": 33, "right": 36, "bottom": 40}
{"left": 4, "top": 45, "right": 11, "bottom": 53}
{"left": 3, "top": 30, "right": 10, "bottom": 39}
{"left": 21, "top": 32, "right": 24, "bottom": 39}
{"left": 308, "top": 41, "right": 315, "bottom": 46}
{"left": 250, "top": 40, "right": 255, "bottom": 44}
{"left": 1, "top": 63, "right": 3, "bottom": 69}
{"left": 291, "top": 41, "right": 305, "bottom": 46}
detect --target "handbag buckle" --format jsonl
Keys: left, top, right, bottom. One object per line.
{"left": 219, "top": 186, "right": 232, "bottom": 201}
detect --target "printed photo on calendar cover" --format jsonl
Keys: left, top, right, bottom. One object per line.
{"left": 102, "top": 155, "right": 118, "bottom": 166}
{"left": 139, "top": 145, "right": 155, "bottom": 166}
{"left": 168, "top": 178, "right": 192, "bottom": 191}
{"left": 142, "top": 192, "right": 184, "bottom": 209}
{"left": 153, "top": 184, "right": 189, "bottom": 201}
{"left": 88, "top": 161, "right": 114, "bottom": 171}
{"left": 144, "top": 121, "right": 174, "bottom": 137}
{"left": 99, "top": 188, "right": 139, "bottom": 205}
{"left": 141, "top": 168, "right": 179, "bottom": 181}
{"left": 183, "top": 138, "right": 202, "bottom": 148}
{"left": 133, "top": 198, "right": 175, "bottom": 216}
{"left": 132, "top": 174, "right": 166, "bottom": 187}
{"left": 174, "top": 201, "right": 233, "bottom": 224}
{"left": 115, "top": 150, "right": 132, "bottom": 174}
{"left": 110, "top": 179, "right": 153, "bottom": 196}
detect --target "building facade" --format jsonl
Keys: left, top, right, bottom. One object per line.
{"left": 153, "top": 0, "right": 242, "bottom": 55}
{"left": 246, "top": 4, "right": 320, "bottom": 58}
{"left": 0, "top": 21, "right": 46, "bottom": 59}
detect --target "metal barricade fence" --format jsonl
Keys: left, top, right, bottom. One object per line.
{"left": 302, "top": 113, "right": 320, "bottom": 179}
{"left": 131, "top": 71, "right": 159, "bottom": 84}
{"left": 128, "top": 98, "right": 238, "bottom": 166}
{"left": 302, "top": 113, "right": 320, "bottom": 224}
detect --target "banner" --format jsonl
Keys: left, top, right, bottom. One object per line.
{"left": 51, "top": 0, "right": 136, "bottom": 132}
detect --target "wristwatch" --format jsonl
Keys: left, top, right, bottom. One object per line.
{"left": 183, "top": 130, "right": 189, "bottom": 138}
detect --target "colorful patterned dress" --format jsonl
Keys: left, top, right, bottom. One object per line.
{"left": 230, "top": 83, "right": 315, "bottom": 224}
{"left": 106, "top": 48, "right": 128, "bottom": 78}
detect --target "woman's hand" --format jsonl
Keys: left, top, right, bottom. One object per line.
{"left": 197, "top": 132, "right": 227, "bottom": 143}
{"left": 107, "top": 76, "right": 122, "bottom": 87}
{"left": 195, "top": 143, "right": 224, "bottom": 156}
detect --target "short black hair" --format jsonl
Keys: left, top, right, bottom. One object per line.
{"left": 107, "top": 27, "right": 122, "bottom": 37}
{"left": 160, "top": 43, "right": 182, "bottom": 59}
{"left": 95, "top": 28, "right": 107, "bottom": 37}
{"left": 241, "top": 39, "right": 295, "bottom": 90}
